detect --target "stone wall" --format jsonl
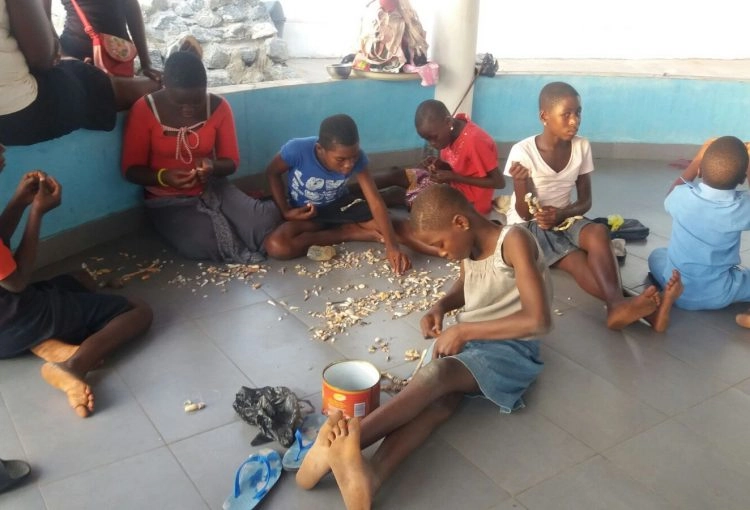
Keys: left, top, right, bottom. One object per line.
{"left": 141, "top": 0, "right": 294, "bottom": 86}
{"left": 51, "top": 0, "right": 295, "bottom": 86}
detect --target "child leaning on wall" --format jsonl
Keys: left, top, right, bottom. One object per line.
{"left": 294, "top": 184, "right": 552, "bottom": 510}
{"left": 0, "top": 144, "right": 152, "bottom": 418}
{"left": 503, "top": 81, "right": 681, "bottom": 332}
{"left": 648, "top": 136, "right": 750, "bottom": 327}
{"left": 263, "top": 113, "right": 439, "bottom": 274}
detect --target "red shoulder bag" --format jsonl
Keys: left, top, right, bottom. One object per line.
{"left": 69, "top": 0, "right": 137, "bottom": 77}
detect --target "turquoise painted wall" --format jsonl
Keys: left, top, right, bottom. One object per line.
{"left": 473, "top": 75, "right": 750, "bottom": 144}
{"left": 3, "top": 74, "right": 750, "bottom": 239}
{"left": 1, "top": 79, "right": 432, "bottom": 239}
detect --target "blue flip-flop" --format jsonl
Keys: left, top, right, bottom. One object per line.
{"left": 222, "top": 448, "right": 282, "bottom": 510}
{"left": 282, "top": 413, "right": 328, "bottom": 472}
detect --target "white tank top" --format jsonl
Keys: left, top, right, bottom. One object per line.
{"left": 0, "top": 0, "right": 38, "bottom": 115}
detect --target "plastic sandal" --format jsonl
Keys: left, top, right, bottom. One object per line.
{"left": 222, "top": 448, "right": 282, "bottom": 510}
{"left": 0, "top": 458, "right": 31, "bottom": 494}
{"left": 282, "top": 413, "right": 327, "bottom": 472}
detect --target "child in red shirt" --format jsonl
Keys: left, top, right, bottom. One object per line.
{"left": 366, "top": 100, "right": 504, "bottom": 215}
{"left": 416, "top": 99, "right": 504, "bottom": 214}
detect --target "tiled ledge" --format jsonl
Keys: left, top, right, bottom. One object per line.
{"left": 276, "top": 58, "right": 750, "bottom": 85}
{"left": 495, "top": 59, "right": 750, "bottom": 81}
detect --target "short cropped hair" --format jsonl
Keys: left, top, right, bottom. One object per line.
{"left": 414, "top": 99, "right": 450, "bottom": 128}
{"left": 318, "top": 114, "right": 359, "bottom": 149}
{"left": 163, "top": 51, "right": 207, "bottom": 89}
{"left": 701, "top": 136, "right": 749, "bottom": 190}
{"left": 410, "top": 184, "right": 476, "bottom": 232}
{"left": 539, "top": 82, "right": 579, "bottom": 110}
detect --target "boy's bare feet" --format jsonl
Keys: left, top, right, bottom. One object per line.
{"left": 296, "top": 410, "right": 342, "bottom": 489}
{"left": 328, "top": 417, "right": 373, "bottom": 510}
{"left": 31, "top": 339, "right": 78, "bottom": 363}
{"left": 606, "top": 285, "right": 660, "bottom": 330}
{"left": 338, "top": 223, "right": 384, "bottom": 243}
{"left": 40, "top": 362, "right": 94, "bottom": 418}
{"left": 648, "top": 270, "right": 683, "bottom": 333}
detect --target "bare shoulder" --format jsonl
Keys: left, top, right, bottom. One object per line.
{"left": 501, "top": 225, "right": 539, "bottom": 267}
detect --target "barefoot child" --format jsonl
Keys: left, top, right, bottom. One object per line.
{"left": 504, "top": 81, "right": 679, "bottom": 331}
{"left": 0, "top": 144, "right": 152, "bottom": 418}
{"left": 649, "top": 136, "right": 750, "bottom": 326}
{"left": 264, "top": 114, "right": 423, "bottom": 274}
{"left": 296, "top": 183, "right": 552, "bottom": 509}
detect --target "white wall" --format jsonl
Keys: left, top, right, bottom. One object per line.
{"left": 478, "top": 0, "right": 750, "bottom": 59}
{"left": 282, "top": 0, "right": 750, "bottom": 59}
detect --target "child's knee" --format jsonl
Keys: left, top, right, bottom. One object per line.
{"left": 581, "top": 222, "right": 611, "bottom": 247}
{"left": 263, "top": 231, "right": 293, "bottom": 259}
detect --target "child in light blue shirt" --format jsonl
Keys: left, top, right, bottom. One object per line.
{"left": 649, "top": 136, "right": 750, "bottom": 318}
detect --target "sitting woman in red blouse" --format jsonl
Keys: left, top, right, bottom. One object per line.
{"left": 122, "top": 51, "right": 281, "bottom": 262}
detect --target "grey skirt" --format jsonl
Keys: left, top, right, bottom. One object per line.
{"left": 146, "top": 179, "right": 282, "bottom": 263}
{"left": 523, "top": 218, "right": 593, "bottom": 266}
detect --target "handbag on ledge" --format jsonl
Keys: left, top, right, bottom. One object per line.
{"left": 69, "top": 0, "right": 137, "bottom": 77}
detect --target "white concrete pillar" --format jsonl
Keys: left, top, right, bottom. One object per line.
{"left": 431, "top": 0, "right": 480, "bottom": 115}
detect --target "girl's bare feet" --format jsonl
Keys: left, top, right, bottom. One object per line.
{"left": 296, "top": 410, "right": 342, "bottom": 489}
{"left": 606, "top": 285, "right": 660, "bottom": 330}
{"left": 328, "top": 417, "right": 374, "bottom": 510}
{"left": 648, "top": 270, "right": 683, "bottom": 333}
{"left": 40, "top": 362, "right": 94, "bottom": 418}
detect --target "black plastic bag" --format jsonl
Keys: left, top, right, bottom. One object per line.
{"left": 232, "top": 386, "right": 310, "bottom": 448}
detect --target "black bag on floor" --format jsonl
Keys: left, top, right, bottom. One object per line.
{"left": 232, "top": 386, "right": 310, "bottom": 448}
{"left": 592, "top": 217, "right": 650, "bottom": 241}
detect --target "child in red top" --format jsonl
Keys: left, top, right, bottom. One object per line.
{"left": 366, "top": 100, "right": 504, "bottom": 214}
{"left": 122, "top": 51, "right": 281, "bottom": 262}
{"left": 0, "top": 143, "right": 152, "bottom": 418}
{"left": 416, "top": 100, "right": 504, "bottom": 214}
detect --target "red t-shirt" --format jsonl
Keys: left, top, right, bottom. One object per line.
{"left": 440, "top": 113, "right": 498, "bottom": 215}
{"left": 121, "top": 95, "right": 240, "bottom": 199}
{"left": 0, "top": 240, "right": 17, "bottom": 281}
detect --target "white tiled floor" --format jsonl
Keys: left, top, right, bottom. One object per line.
{"left": 3, "top": 157, "right": 750, "bottom": 510}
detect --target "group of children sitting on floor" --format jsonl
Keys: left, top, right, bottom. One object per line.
{"left": 2, "top": 52, "right": 750, "bottom": 507}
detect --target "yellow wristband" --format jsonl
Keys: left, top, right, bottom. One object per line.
{"left": 156, "top": 168, "right": 168, "bottom": 187}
